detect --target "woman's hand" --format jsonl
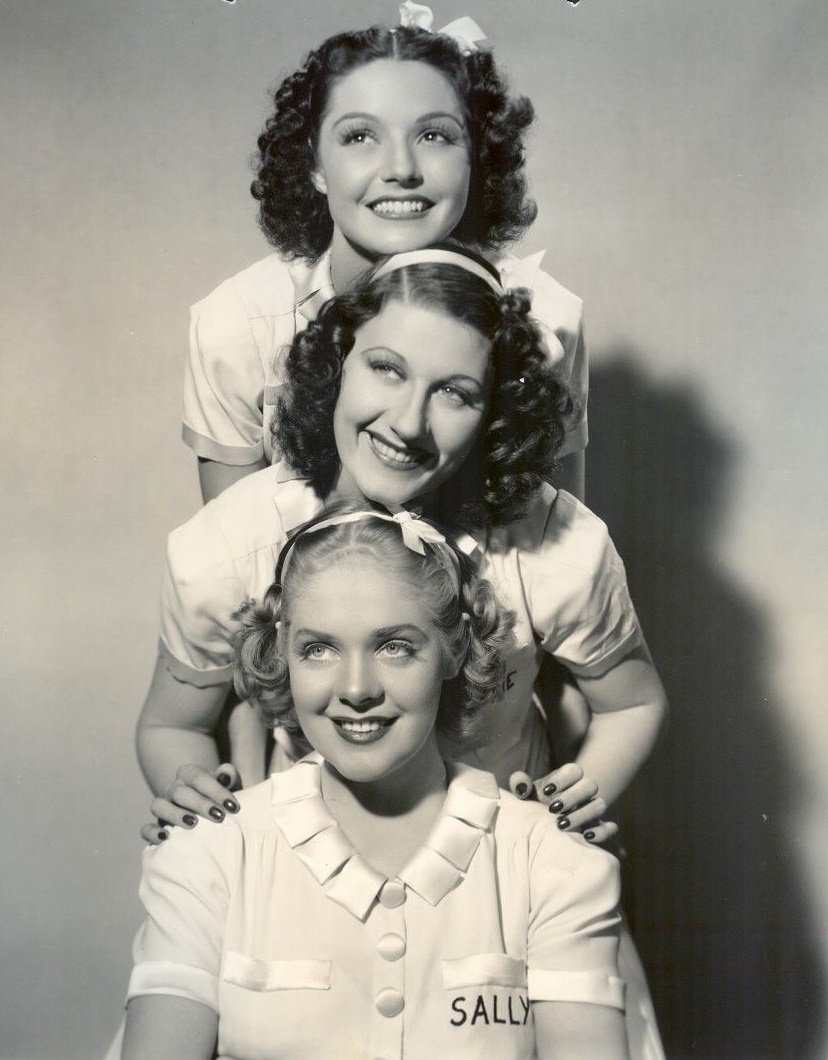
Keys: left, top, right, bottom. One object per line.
{"left": 509, "top": 764, "right": 618, "bottom": 845}
{"left": 141, "top": 763, "right": 241, "bottom": 845}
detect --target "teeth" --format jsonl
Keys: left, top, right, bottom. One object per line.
{"left": 371, "top": 436, "right": 419, "bottom": 466}
{"left": 339, "top": 719, "right": 385, "bottom": 733}
{"left": 371, "top": 200, "right": 426, "bottom": 215}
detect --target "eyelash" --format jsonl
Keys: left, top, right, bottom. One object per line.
{"left": 380, "top": 640, "right": 416, "bottom": 660}
{"left": 337, "top": 124, "right": 462, "bottom": 147}
{"left": 369, "top": 361, "right": 477, "bottom": 408}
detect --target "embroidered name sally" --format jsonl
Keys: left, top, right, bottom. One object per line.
{"left": 450, "top": 993, "right": 530, "bottom": 1026}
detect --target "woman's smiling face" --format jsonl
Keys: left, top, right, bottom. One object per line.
{"left": 311, "top": 59, "right": 472, "bottom": 261}
{"left": 332, "top": 298, "right": 492, "bottom": 508}
{"left": 287, "top": 561, "right": 448, "bottom": 787}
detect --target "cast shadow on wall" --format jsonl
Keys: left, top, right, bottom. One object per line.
{"left": 586, "top": 355, "right": 824, "bottom": 1060}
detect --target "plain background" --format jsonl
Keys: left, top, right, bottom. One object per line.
{"left": 1, "top": 1, "right": 826, "bottom": 1057}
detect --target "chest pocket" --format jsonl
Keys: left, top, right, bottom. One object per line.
{"left": 223, "top": 951, "right": 331, "bottom": 991}
{"left": 442, "top": 954, "right": 526, "bottom": 990}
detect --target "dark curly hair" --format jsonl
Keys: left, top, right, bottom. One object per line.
{"left": 273, "top": 251, "right": 574, "bottom": 530}
{"left": 251, "top": 24, "right": 536, "bottom": 260}
{"left": 233, "top": 503, "right": 515, "bottom": 746}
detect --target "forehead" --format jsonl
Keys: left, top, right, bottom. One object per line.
{"left": 351, "top": 298, "right": 491, "bottom": 378}
{"left": 322, "top": 58, "right": 464, "bottom": 124}
{"left": 287, "top": 559, "right": 434, "bottom": 633}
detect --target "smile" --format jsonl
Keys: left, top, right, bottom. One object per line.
{"left": 367, "top": 432, "right": 431, "bottom": 471}
{"left": 369, "top": 198, "right": 432, "bottom": 218}
{"left": 333, "top": 717, "right": 396, "bottom": 744}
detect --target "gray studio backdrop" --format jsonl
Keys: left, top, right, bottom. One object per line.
{"left": 1, "top": 2, "right": 826, "bottom": 1057}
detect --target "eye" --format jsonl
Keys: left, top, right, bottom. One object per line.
{"left": 369, "top": 359, "right": 404, "bottom": 381}
{"left": 419, "top": 123, "right": 463, "bottom": 146}
{"left": 298, "top": 642, "right": 338, "bottom": 663}
{"left": 338, "top": 124, "right": 377, "bottom": 146}
{"left": 436, "top": 384, "right": 478, "bottom": 408}
{"left": 378, "top": 640, "right": 416, "bottom": 661}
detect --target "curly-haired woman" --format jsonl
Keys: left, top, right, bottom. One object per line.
{"left": 183, "top": 7, "right": 587, "bottom": 504}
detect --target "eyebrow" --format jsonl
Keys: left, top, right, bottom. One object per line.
{"left": 331, "top": 110, "right": 466, "bottom": 129}
{"left": 292, "top": 624, "right": 428, "bottom": 640}
{"left": 359, "top": 345, "right": 487, "bottom": 390}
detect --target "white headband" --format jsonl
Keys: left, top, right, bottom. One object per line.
{"left": 371, "top": 248, "right": 504, "bottom": 295}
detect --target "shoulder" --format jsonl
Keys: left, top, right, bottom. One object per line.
{"left": 167, "top": 468, "right": 321, "bottom": 575}
{"left": 496, "top": 250, "right": 584, "bottom": 336}
{"left": 192, "top": 252, "right": 305, "bottom": 323}
{"left": 498, "top": 484, "right": 616, "bottom": 563}
{"left": 495, "top": 789, "right": 620, "bottom": 887}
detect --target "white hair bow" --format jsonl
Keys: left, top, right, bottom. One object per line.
{"left": 398, "top": 1, "right": 488, "bottom": 54}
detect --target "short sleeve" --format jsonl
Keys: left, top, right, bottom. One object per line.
{"left": 498, "top": 253, "right": 588, "bottom": 458}
{"left": 523, "top": 493, "right": 643, "bottom": 677}
{"left": 183, "top": 282, "right": 266, "bottom": 466}
{"left": 526, "top": 828, "right": 625, "bottom": 1010}
{"left": 159, "top": 504, "right": 246, "bottom": 687}
{"left": 127, "top": 823, "right": 237, "bottom": 1010}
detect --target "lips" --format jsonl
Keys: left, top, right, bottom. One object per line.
{"left": 366, "top": 432, "right": 432, "bottom": 471}
{"left": 368, "top": 197, "right": 433, "bottom": 218}
{"left": 332, "top": 717, "right": 396, "bottom": 744}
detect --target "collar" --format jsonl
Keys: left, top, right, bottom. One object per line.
{"left": 288, "top": 248, "right": 335, "bottom": 322}
{"left": 269, "top": 753, "right": 500, "bottom": 921}
{"left": 497, "top": 248, "right": 547, "bottom": 291}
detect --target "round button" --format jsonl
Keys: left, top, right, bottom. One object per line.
{"left": 377, "top": 932, "right": 406, "bottom": 961}
{"left": 375, "top": 988, "right": 405, "bottom": 1018}
{"left": 379, "top": 880, "right": 406, "bottom": 908}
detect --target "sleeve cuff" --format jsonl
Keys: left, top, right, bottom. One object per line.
{"left": 182, "top": 423, "right": 265, "bottom": 466}
{"left": 562, "top": 627, "right": 643, "bottom": 680}
{"left": 159, "top": 639, "right": 234, "bottom": 689}
{"left": 558, "top": 416, "right": 588, "bottom": 459}
{"left": 528, "top": 968, "right": 626, "bottom": 1010}
{"left": 127, "top": 960, "right": 219, "bottom": 1013}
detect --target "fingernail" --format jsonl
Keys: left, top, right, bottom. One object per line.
{"left": 557, "top": 817, "right": 571, "bottom": 830}
{"left": 542, "top": 783, "right": 557, "bottom": 797}
{"left": 584, "top": 830, "right": 596, "bottom": 841}
{"left": 182, "top": 814, "right": 197, "bottom": 828}
{"left": 549, "top": 800, "right": 565, "bottom": 814}
{"left": 515, "top": 782, "right": 529, "bottom": 798}
{"left": 223, "top": 799, "right": 239, "bottom": 814}
{"left": 217, "top": 773, "right": 232, "bottom": 788}
{"left": 157, "top": 829, "right": 168, "bottom": 842}
{"left": 209, "top": 807, "right": 225, "bottom": 822}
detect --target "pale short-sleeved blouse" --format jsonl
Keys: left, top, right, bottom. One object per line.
{"left": 182, "top": 249, "right": 588, "bottom": 466}
{"left": 128, "top": 755, "right": 624, "bottom": 1060}
{"left": 158, "top": 470, "right": 641, "bottom": 787}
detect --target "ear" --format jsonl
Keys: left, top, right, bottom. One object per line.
{"left": 310, "top": 167, "right": 327, "bottom": 196}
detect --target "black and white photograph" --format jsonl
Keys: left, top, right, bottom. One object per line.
{"left": 1, "top": 2, "right": 826, "bottom": 1057}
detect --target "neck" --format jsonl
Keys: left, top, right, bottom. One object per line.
{"left": 321, "top": 736, "right": 447, "bottom": 818}
{"left": 328, "top": 229, "right": 380, "bottom": 292}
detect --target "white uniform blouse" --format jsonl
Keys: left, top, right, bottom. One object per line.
{"left": 128, "top": 756, "right": 624, "bottom": 1060}
{"left": 158, "top": 470, "right": 642, "bottom": 787}
{"left": 182, "top": 249, "right": 588, "bottom": 466}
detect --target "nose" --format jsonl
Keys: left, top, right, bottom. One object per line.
{"left": 389, "top": 387, "right": 429, "bottom": 442}
{"left": 381, "top": 137, "right": 423, "bottom": 187}
{"left": 336, "top": 654, "right": 383, "bottom": 711}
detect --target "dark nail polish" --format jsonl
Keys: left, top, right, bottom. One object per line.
{"left": 584, "top": 830, "right": 596, "bottom": 841}
{"left": 209, "top": 807, "right": 224, "bottom": 822}
{"left": 182, "top": 814, "right": 197, "bottom": 827}
{"left": 515, "top": 782, "right": 528, "bottom": 798}
{"left": 224, "top": 799, "right": 239, "bottom": 814}
{"left": 157, "top": 830, "right": 168, "bottom": 841}
{"left": 542, "top": 783, "right": 557, "bottom": 797}
{"left": 549, "top": 800, "right": 565, "bottom": 814}
{"left": 557, "top": 817, "right": 570, "bottom": 830}
{"left": 217, "top": 773, "right": 232, "bottom": 788}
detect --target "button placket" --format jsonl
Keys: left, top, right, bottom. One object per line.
{"left": 368, "top": 880, "right": 408, "bottom": 1060}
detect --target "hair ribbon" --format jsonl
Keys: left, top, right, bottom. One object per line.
{"left": 398, "top": 2, "right": 487, "bottom": 54}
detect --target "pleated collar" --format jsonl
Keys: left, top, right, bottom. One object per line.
{"left": 269, "top": 753, "right": 500, "bottom": 921}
